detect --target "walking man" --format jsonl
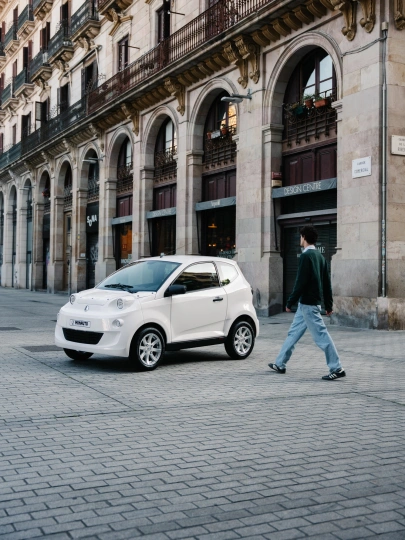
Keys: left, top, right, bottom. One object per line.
{"left": 269, "top": 225, "right": 345, "bottom": 381}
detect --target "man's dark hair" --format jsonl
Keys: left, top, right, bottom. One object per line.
{"left": 300, "top": 225, "right": 318, "bottom": 245}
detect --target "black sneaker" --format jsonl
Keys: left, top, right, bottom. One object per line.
{"left": 322, "top": 368, "right": 346, "bottom": 381}
{"left": 268, "top": 363, "right": 286, "bottom": 374}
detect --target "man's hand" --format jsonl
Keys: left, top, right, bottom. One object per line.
{"left": 286, "top": 307, "right": 292, "bottom": 313}
{"left": 326, "top": 310, "right": 333, "bottom": 316}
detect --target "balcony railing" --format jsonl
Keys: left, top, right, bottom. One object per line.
{"left": 0, "top": 42, "right": 5, "bottom": 56}
{"left": 154, "top": 147, "right": 177, "bottom": 181}
{"left": 283, "top": 90, "right": 337, "bottom": 146}
{"left": 18, "top": 5, "right": 34, "bottom": 31}
{"left": 64, "top": 184, "right": 73, "bottom": 209}
{"left": 71, "top": 1, "right": 99, "bottom": 36}
{"left": 204, "top": 125, "right": 236, "bottom": 168}
{"left": 88, "top": 175, "right": 99, "bottom": 201}
{"left": 0, "top": 142, "right": 21, "bottom": 170}
{"left": 14, "top": 68, "right": 31, "bottom": 94}
{"left": 30, "top": 49, "right": 50, "bottom": 77}
{"left": 4, "top": 24, "right": 18, "bottom": 49}
{"left": 117, "top": 165, "right": 133, "bottom": 194}
{"left": 48, "top": 22, "right": 72, "bottom": 59}
{"left": 1, "top": 83, "right": 13, "bottom": 104}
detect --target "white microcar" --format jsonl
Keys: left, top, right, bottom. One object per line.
{"left": 55, "top": 255, "right": 259, "bottom": 370}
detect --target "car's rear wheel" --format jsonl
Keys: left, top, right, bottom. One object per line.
{"left": 63, "top": 349, "right": 93, "bottom": 361}
{"left": 224, "top": 320, "right": 255, "bottom": 360}
{"left": 130, "top": 327, "right": 165, "bottom": 371}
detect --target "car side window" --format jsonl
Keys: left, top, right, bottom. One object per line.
{"left": 173, "top": 262, "right": 220, "bottom": 292}
{"left": 218, "top": 262, "right": 239, "bottom": 286}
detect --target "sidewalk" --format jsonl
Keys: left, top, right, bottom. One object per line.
{"left": 0, "top": 287, "right": 405, "bottom": 539}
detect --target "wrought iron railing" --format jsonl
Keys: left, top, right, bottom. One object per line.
{"left": 14, "top": 69, "right": 31, "bottom": 93}
{"left": 204, "top": 125, "right": 236, "bottom": 168}
{"left": 43, "top": 199, "right": 51, "bottom": 213}
{"left": 30, "top": 49, "right": 50, "bottom": 77}
{"left": 18, "top": 5, "right": 34, "bottom": 31}
{"left": 48, "top": 22, "right": 72, "bottom": 59}
{"left": 0, "top": 43, "right": 5, "bottom": 56}
{"left": 283, "top": 90, "right": 337, "bottom": 145}
{"left": 154, "top": 147, "right": 177, "bottom": 181}
{"left": 117, "top": 165, "right": 133, "bottom": 194}
{"left": 33, "top": 0, "right": 49, "bottom": 11}
{"left": 0, "top": 142, "right": 21, "bottom": 170}
{"left": 64, "top": 184, "right": 73, "bottom": 209}
{"left": 1, "top": 84, "right": 13, "bottom": 104}
{"left": 87, "top": 175, "right": 99, "bottom": 201}
{"left": 71, "top": 1, "right": 98, "bottom": 36}
{"left": 4, "top": 24, "right": 18, "bottom": 48}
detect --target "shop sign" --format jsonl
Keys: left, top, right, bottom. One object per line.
{"left": 272, "top": 178, "right": 337, "bottom": 199}
{"left": 146, "top": 207, "right": 176, "bottom": 220}
{"left": 86, "top": 203, "right": 99, "bottom": 233}
{"left": 352, "top": 156, "right": 371, "bottom": 178}
{"left": 218, "top": 249, "right": 236, "bottom": 259}
{"left": 391, "top": 135, "right": 405, "bottom": 156}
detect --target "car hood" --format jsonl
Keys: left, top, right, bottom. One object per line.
{"left": 75, "top": 289, "right": 156, "bottom": 306}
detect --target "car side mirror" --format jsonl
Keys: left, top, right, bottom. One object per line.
{"left": 164, "top": 284, "right": 187, "bottom": 297}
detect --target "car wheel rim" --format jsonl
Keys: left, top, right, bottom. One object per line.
{"left": 234, "top": 326, "right": 252, "bottom": 355}
{"left": 139, "top": 333, "right": 162, "bottom": 366}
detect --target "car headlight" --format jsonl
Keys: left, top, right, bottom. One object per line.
{"left": 117, "top": 298, "right": 124, "bottom": 309}
{"left": 70, "top": 294, "right": 76, "bottom": 304}
{"left": 112, "top": 319, "right": 123, "bottom": 328}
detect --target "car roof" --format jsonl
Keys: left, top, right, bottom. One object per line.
{"left": 138, "top": 255, "right": 238, "bottom": 266}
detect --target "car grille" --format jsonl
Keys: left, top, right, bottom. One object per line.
{"left": 63, "top": 328, "right": 103, "bottom": 344}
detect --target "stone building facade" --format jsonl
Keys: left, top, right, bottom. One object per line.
{"left": 0, "top": 0, "right": 404, "bottom": 328}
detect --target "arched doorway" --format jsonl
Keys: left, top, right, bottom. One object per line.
{"left": 84, "top": 149, "right": 99, "bottom": 288}
{"left": 0, "top": 192, "right": 4, "bottom": 284}
{"left": 63, "top": 164, "right": 73, "bottom": 291}
{"left": 115, "top": 136, "right": 133, "bottom": 268}
{"left": 10, "top": 187, "right": 17, "bottom": 288}
{"left": 41, "top": 173, "right": 51, "bottom": 290}
{"left": 199, "top": 91, "right": 237, "bottom": 258}
{"left": 279, "top": 48, "right": 338, "bottom": 309}
{"left": 25, "top": 181, "right": 33, "bottom": 289}
{"left": 149, "top": 117, "right": 177, "bottom": 256}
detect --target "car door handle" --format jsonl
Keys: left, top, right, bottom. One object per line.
{"left": 213, "top": 297, "right": 223, "bottom": 302}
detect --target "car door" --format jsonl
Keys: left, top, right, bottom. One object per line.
{"left": 170, "top": 262, "right": 227, "bottom": 343}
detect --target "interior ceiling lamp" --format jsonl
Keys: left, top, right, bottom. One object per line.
{"left": 208, "top": 222, "right": 217, "bottom": 229}
{"left": 221, "top": 89, "right": 252, "bottom": 104}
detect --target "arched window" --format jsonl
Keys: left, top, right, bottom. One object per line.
{"left": 204, "top": 92, "right": 237, "bottom": 169}
{"left": 0, "top": 193, "right": 4, "bottom": 278}
{"left": 42, "top": 175, "right": 51, "bottom": 214}
{"left": 154, "top": 119, "right": 177, "bottom": 181}
{"left": 117, "top": 137, "right": 132, "bottom": 176}
{"left": 64, "top": 167, "right": 72, "bottom": 209}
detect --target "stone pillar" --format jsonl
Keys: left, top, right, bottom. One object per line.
{"left": 16, "top": 188, "right": 28, "bottom": 289}
{"left": 48, "top": 195, "right": 64, "bottom": 293}
{"left": 175, "top": 120, "right": 187, "bottom": 255}
{"left": 185, "top": 150, "right": 204, "bottom": 255}
{"left": 32, "top": 201, "right": 45, "bottom": 291}
{"left": 97, "top": 177, "right": 117, "bottom": 280}
{"left": 72, "top": 186, "right": 87, "bottom": 293}
{"left": 2, "top": 205, "right": 13, "bottom": 287}
{"left": 133, "top": 166, "right": 154, "bottom": 259}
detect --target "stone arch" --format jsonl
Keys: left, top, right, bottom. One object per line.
{"left": 188, "top": 76, "right": 240, "bottom": 153}
{"left": 37, "top": 169, "right": 51, "bottom": 202}
{"left": 55, "top": 157, "right": 74, "bottom": 198}
{"left": 7, "top": 184, "right": 18, "bottom": 211}
{"left": 78, "top": 142, "right": 101, "bottom": 190}
{"left": 106, "top": 125, "right": 134, "bottom": 177}
{"left": 263, "top": 31, "right": 343, "bottom": 126}
{"left": 141, "top": 105, "right": 179, "bottom": 169}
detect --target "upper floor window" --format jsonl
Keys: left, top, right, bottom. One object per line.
{"left": 58, "top": 84, "right": 70, "bottom": 113}
{"left": 118, "top": 36, "right": 129, "bottom": 72}
{"left": 154, "top": 119, "right": 177, "bottom": 181}
{"left": 205, "top": 92, "right": 237, "bottom": 135}
{"left": 157, "top": 1, "right": 170, "bottom": 43}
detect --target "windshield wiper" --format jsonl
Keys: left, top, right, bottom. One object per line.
{"left": 104, "top": 283, "right": 134, "bottom": 291}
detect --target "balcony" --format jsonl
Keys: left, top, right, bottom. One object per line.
{"left": 117, "top": 165, "right": 133, "bottom": 194}
{"left": 1, "top": 83, "right": 19, "bottom": 111}
{"left": 0, "top": 43, "right": 5, "bottom": 69}
{"left": 204, "top": 125, "right": 236, "bottom": 170}
{"left": 4, "top": 24, "right": 19, "bottom": 54}
{"left": 97, "top": 0, "right": 132, "bottom": 18}
{"left": 48, "top": 23, "right": 74, "bottom": 68}
{"left": 154, "top": 148, "right": 177, "bottom": 185}
{"left": 283, "top": 90, "right": 337, "bottom": 147}
{"left": 30, "top": 50, "right": 52, "bottom": 87}
{"left": 0, "top": 142, "right": 21, "bottom": 170}
{"left": 87, "top": 175, "right": 99, "bottom": 202}
{"left": 71, "top": 1, "right": 100, "bottom": 48}
{"left": 64, "top": 183, "right": 72, "bottom": 209}
{"left": 14, "top": 68, "right": 35, "bottom": 99}
{"left": 33, "top": 0, "right": 53, "bottom": 20}
{"left": 17, "top": 5, "right": 35, "bottom": 39}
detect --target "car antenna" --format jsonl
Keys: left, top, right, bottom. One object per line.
{"left": 160, "top": 253, "right": 165, "bottom": 258}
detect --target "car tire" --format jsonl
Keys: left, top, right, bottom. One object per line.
{"left": 130, "top": 327, "right": 165, "bottom": 371}
{"left": 63, "top": 349, "right": 93, "bottom": 361}
{"left": 224, "top": 320, "right": 255, "bottom": 360}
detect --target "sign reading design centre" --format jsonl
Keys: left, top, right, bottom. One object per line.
{"left": 272, "top": 178, "right": 337, "bottom": 199}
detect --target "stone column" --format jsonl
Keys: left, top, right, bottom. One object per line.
{"left": 48, "top": 195, "right": 64, "bottom": 293}
{"left": 133, "top": 166, "right": 154, "bottom": 259}
{"left": 32, "top": 201, "right": 45, "bottom": 291}
{"left": 72, "top": 186, "right": 87, "bottom": 293}
{"left": 184, "top": 150, "right": 204, "bottom": 255}
{"left": 97, "top": 177, "right": 117, "bottom": 280}
{"left": 2, "top": 205, "right": 13, "bottom": 287}
{"left": 16, "top": 187, "right": 28, "bottom": 289}
{"left": 175, "top": 120, "right": 187, "bottom": 255}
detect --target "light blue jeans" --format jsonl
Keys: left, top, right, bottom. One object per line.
{"left": 275, "top": 303, "right": 342, "bottom": 373}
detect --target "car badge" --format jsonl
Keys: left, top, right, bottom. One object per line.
{"left": 84, "top": 305, "right": 89, "bottom": 312}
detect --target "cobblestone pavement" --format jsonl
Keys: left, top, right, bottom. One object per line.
{"left": 1, "top": 287, "right": 405, "bottom": 540}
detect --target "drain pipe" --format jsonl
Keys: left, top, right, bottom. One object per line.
{"left": 381, "top": 22, "right": 388, "bottom": 297}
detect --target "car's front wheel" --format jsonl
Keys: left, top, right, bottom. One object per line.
{"left": 63, "top": 349, "right": 93, "bottom": 361}
{"left": 130, "top": 327, "right": 165, "bottom": 371}
{"left": 225, "top": 320, "right": 255, "bottom": 360}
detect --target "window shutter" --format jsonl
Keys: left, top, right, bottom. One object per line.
{"left": 57, "top": 87, "right": 61, "bottom": 113}
{"left": 0, "top": 133, "right": 3, "bottom": 155}
{"left": 40, "top": 28, "right": 43, "bottom": 49}
{"left": 28, "top": 41, "right": 33, "bottom": 64}
{"left": 92, "top": 59, "right": 98, "bottom": 89}
{"left": 35, "top": 102, "right": 42, "bottom": 122}
{"left": 23, "top": 47, "right": 28, "bottom": 70}
{"left": 46, "top": 22, "right": 50, "bottom": 48}
{"left": 81, "top": 67, "right": 86, "bottom": 96}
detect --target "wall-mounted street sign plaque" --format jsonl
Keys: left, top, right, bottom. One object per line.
{"left": 391, "top": 135, "right": 405, "bottom": 156}
{"left": 352, "top": 156, "right": 371, "bottom": 178}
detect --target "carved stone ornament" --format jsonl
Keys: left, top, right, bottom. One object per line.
{"left": 120, "top": 103, "right": 140, "bottom": 135}
{"left": 395, "top": 0, "right": 405, "bottom": 29}
{"left": 55, "top": 59, "right": 68, "bottom": 73}
{"left": 330, "top": 0, "right": 356, "bottom": 40}
{"left": 88, "top": 123, "right": 102, "bottom": 140}
{"left": 357, "top": 0, "right": 375, "bottom": 32}
{"left": 164, "top": 77, "right": 186, "bottom": 116}
{"left": 222, "top": 41, "right": 248, "bottom": 89}
{"left": 107, "top": 8, "right": 133, "bottom": 36}
{"left": 77, "top": 37, "right": 95, "bottom": 51}
{"left": 62, "top": 139, "right": 76, "bottom": 164}
{"left": 233, "top": 35, "right": 260, "bottom": 85}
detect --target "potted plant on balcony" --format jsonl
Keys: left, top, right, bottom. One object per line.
{"left": 314, "top": 94, "right": 330, "bottom": 108}
{"left": 303, "top": 93, "right": 314, "bottom": 108}
{"left": 42, "top": 188, "right": 50, "bottom": 198}
{"left": 289, "top": 101, "right": 305, "bottom": 117}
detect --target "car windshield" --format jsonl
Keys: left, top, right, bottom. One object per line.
{"left": 97, "top": 260, "right": 181, "bottom": 293}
